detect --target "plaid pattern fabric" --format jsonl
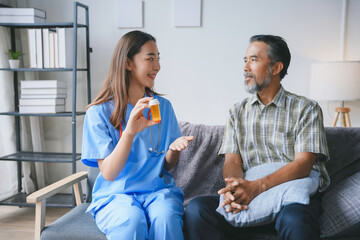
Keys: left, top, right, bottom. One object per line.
{"left": 219, "top": 86, "right": 330, "bottom": 191}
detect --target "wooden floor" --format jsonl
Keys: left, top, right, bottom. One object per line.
{"left": 0, "top": 206, "right": 70, "bottom": 240}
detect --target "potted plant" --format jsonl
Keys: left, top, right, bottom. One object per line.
{"left": 8, "top": 49, "right": 23, "bottom": 69}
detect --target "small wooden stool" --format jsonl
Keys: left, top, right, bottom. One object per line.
{"left": 332, "top": 107, "right": 351, "bottom": 127}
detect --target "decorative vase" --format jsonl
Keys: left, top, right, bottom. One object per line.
{"left": 9, "top": 59, "right": 20, "bottom": 69}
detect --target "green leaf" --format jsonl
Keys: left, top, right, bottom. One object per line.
{"left": 8, "top": 49, "right": 24, "bottom": 60}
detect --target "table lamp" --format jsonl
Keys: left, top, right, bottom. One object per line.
{"left": 310, "top": 61, "right": 360, "bottom": 127}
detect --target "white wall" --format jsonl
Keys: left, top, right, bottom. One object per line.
{"left": 19, "top": 0, "right": 360, "bottom": 182}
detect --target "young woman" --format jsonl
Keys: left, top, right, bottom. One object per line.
{"left": 81, "top": 30, "right": 193, "bottom": 240}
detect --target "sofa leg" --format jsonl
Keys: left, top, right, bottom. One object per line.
{"left": 34, "top": 199, "right": 46, "bottom": 240}
{"left": 73, "top": 182, "right": 84, "bottom": 206}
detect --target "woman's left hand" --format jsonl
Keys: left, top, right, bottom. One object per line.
{"left": 169, "top": 136, "right": 194, "bottom": 152}
{"left": 165, "top": 136, "right": 194, "bottom": 171}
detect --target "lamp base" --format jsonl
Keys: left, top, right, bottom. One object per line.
{"left": 332, "top": 107, "right": 351, "bottom": 127}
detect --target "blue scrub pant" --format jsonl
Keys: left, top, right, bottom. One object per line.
{"left": 94, "top": 188, "right": 184, "bottom": 240}
{"left": 184, "top": 195, "right": 322, "bottom": 240}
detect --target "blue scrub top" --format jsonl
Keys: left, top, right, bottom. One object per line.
{"left": 81, "top": 94, "right": 182, "bottom": 214}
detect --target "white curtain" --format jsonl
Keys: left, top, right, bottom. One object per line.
{"left": 0, "top": 26, "right": 18, "bottom": 201}
{"left": 19, "top": 27, "right": 48, "bottom": 192}
{"left": 0, "top": 21, "right": 47, "bottom": 201}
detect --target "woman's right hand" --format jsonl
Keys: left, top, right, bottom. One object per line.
{"left": 124, "top": 97, "right": 158, "bottom": 136}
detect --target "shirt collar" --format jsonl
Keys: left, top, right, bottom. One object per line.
{"left": 250, "top": 85, "right": 286, "bottom": 109}
{"left": 249, "top": 92, "right": 260, "bottom": 105}
{"left": 271, "top": 85, "right": 286, "bottom": 109}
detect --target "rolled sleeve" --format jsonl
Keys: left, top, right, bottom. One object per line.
{"left": 219, "top": 106, "right": 241, "bottom": 155}
{"left": 295, "top": 103, "right": 329, "bottom": 162}
{"left": 81, "top": 106, "right": 115, "bottom": 167}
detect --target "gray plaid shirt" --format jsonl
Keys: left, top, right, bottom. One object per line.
{"left": 219, "top": 86, "right": 330, "bottom": 191}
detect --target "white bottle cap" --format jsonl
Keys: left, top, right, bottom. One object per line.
{"left": 149, "top": 99, "right": 160, "bottom": 106}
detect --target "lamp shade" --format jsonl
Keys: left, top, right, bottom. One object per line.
{"left": 310, "top": 61, "right": 360, "bottom": 101}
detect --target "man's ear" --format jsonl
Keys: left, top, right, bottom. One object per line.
{"left": 125, "top": 58, "right": 132, "bottom": 71}
{"left": 272, "top": 62, "right": 283, "bottom": 76}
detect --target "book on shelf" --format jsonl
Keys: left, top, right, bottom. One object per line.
{"left": 19, "top": 105, "right": 65, "bottom": 113}
{"left": 19, "top": 98, "right": 65, "bottom": 106}
{"left": 54, "top": 31, "right": 59, "bottom": 68}
{"left": 0, "top": 8, "right": 46, "bottom": 19}
{"left": 27, "top": 28, "right": 45, "bottom": 68}
{"left": 21, "top": 80, "right": 67, "bottom": 89}
{"left": 42, "top": 28, "right": 50, "bottom": 68}
{"left": 35, "top": 29, "right": 43, "bottom": 68}
{"left": 0, "top": 15, "right": 45, "bottom": 23}
{"left": 57, "top": 28, "right": 68, "bottom": 68}
{"left": 57, "top": 28, "right": 86, "bottom": 68}
{"left": 28, "top": 29, "right": 37, "bottom": 68}
{"left": 21, "top": 88, "right": 67, "bottom": 95}
{"left": 57, "top": 28, "right": 77, "bottom": 68}
{"left": 21, "top": 94, "right": 67, "bottom": 99}
{"left": 49, "top": 30, "right": 55, "bottom": 68}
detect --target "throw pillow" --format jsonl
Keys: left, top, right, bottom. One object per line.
{"left": 216, "top": 162, "right": 320, "bottom": 227}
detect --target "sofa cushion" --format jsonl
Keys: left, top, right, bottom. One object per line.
{"left": 216, "top": 163, "right": 320, "bottom": 227}
{"left": 325, "top": 127, "right": 360, "bottom": 190}
{"left": 40, "top": 203, "right": 106, "bottom": 240}
{"left": 171, "top": 122, "right": 225, "bottom": 206}
{"left": 320, "top": 171, "right": 360, "bottom": 238}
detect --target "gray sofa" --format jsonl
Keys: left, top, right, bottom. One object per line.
{"left": 28, "top": 122, "right": 360, "bottom": 240}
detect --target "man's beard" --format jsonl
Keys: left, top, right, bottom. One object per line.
{"left": 244, "top": 68, "right": 272, "bottom": 94}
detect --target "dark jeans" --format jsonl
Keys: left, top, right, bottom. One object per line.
{"left": 184, "top": 194, "right": 322, "bottom": 240}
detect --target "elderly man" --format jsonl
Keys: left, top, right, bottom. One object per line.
{"left": 184, "top": 35, "right": 329, "bottom": 240}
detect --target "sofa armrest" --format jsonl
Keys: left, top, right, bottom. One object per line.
{"left": 27, "top": 171, "right": 88, "bottom": 204}
{"left": 26, "top": 171, "right": 88, "bottom": 240}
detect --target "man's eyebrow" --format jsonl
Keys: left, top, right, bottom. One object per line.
{"left": 243, "top": 55, "right": 259, "bottom": 60}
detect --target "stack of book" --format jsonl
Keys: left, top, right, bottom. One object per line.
{"left": 0, "top": 8, "right": 46, "bottom": 23}
{"left": 19, "top": 80, "right": 67, "bottom": 113}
